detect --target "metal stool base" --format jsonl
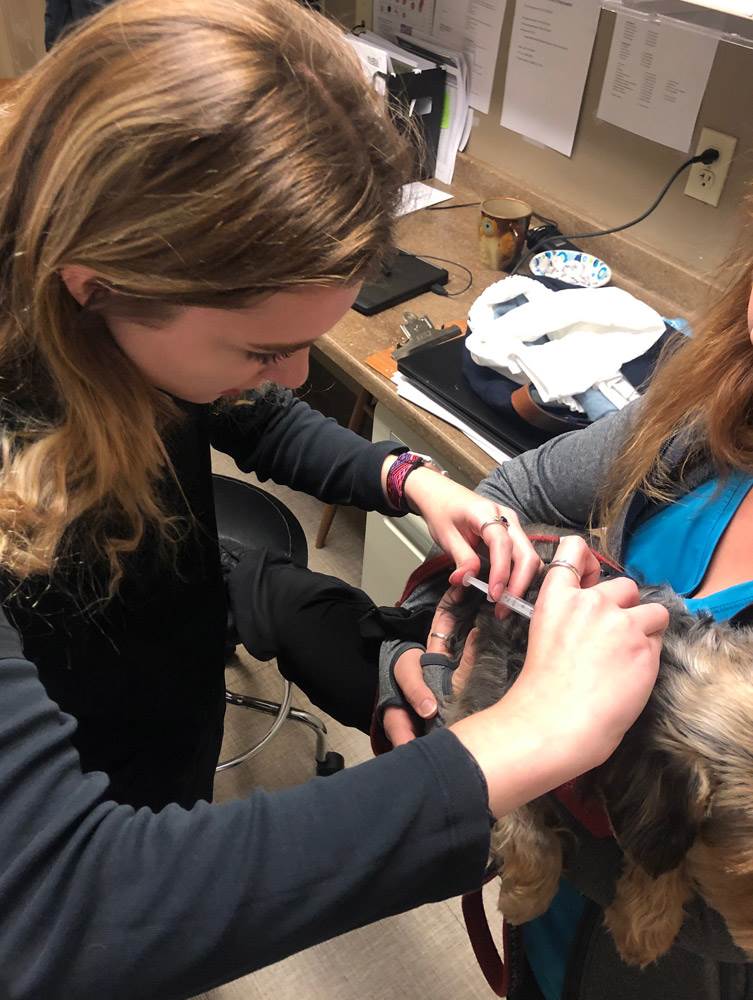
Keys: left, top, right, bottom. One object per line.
{"left": 217, "top": 687, "right": 344, "bottom": 776}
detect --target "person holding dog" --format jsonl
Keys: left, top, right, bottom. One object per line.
{"left": 384, "top": 245, "right": 753, "bottom": 997}
{"left": 0, "top": 2, "right": 668, "bottom": 998}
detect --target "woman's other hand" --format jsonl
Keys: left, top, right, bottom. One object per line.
{"left": 383, "top": 586, "right": 476, "bottom": 747}
{"left": 399, "top": 468, "right": 543, "bottom": 619}
{"left": 450, "top": 536, "right": 668, "bottom": 818}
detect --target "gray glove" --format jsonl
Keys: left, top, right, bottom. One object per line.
{"left": 376, "top": 641, "right": 423, "bottom": 720}
{"left": 418, "top": 651, "right": 455, "bottom": 729}
{"left": 376, "top": 642, "right": 456, "bottom": 730}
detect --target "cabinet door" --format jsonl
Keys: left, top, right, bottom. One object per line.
{"left": 361, "top": 512, "right": 433, "bottom": 606}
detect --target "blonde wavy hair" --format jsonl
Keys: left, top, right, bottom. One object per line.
{"left": 598, "top": 209, "right": 753, "bottom": 547}
{"left": 0, "top": 0, "right": 411, "bottom": 593}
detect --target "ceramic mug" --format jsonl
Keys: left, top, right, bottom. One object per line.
{"left": 479, "top": 197, "right": 532, "bottom": 271}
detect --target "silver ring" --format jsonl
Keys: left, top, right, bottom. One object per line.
{"left": 479, "top": 513, "right": 510, "bottom": 536}
{"left": 547, "top": 559, "right": 582, "bottom": 583}
{"left": 430, "top": 631, "right": 450, "bottom": 642}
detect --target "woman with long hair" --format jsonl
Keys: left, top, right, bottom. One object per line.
{"left": 0, "top": 2, "right": 667, "bottom": 997}
{"left": 387, "top": 231, "right": 753, "bottom": 998}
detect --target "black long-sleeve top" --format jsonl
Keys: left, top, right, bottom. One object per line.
{"left": 0, "top": 388, "right": 491, "bottom": 999}
{"left": 5, "top": 388, "right": 406, "bottom": 808}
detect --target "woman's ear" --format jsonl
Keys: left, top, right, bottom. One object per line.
{"left": 59, "top": 264, "right": 101, "bottom": 306}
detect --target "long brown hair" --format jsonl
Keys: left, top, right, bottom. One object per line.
{"left": 599, "top": 214, "right": 753, "bottom": 545}
{"left": 0, "top": 0, "right": 411, "bottom": 592}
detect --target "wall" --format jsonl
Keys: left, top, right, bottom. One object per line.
{"left": 3, "top": 0, "right": 750, "bottom": 277}
{"left": 464, "top": 7, "right": 753, "bottom": 277}
{"left": 0, "top": 0, "right": 44, "bottom": 77}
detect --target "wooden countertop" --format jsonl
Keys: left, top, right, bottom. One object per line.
{"left": 315, "top": 156, "right": 699, "bottom": 486}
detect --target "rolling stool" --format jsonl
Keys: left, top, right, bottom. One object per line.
{"left": 213, "top": 473, "right": 344, "bottom": 777}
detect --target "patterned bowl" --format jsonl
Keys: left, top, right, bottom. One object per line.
{"left": 529, "top": 249, "right": 611, "bottom": 288}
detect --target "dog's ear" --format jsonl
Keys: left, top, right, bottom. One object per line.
{"left": 601, "top": 742, "right": 713, "bottom": 878}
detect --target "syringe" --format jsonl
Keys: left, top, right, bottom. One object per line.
{"left": 462, "top": 573, "right": 534, "bottom": 620}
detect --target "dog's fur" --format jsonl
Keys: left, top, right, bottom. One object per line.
{"left": 442, "top": 528, "right": 753, "bottom": 967}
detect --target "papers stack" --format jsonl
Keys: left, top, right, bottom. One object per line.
{"left": 346, "top": 30, "right": 438, "bottom": 91}
{"left": 393, "top": 34, "right": 473, "bottom": 185}
{"left": 346, "top": 31, "right": 472, "bottom": 184}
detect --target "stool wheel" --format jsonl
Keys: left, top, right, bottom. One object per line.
{"left": 316, "top": 751, "right": 345, "bottom": 777}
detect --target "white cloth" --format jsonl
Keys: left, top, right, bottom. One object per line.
{"left": 466, "top": 279, "right": 665, "bottom": 404}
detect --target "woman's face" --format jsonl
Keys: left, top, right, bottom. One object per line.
{"left": 106, "top": 283, "right": 361, "bottom": 404}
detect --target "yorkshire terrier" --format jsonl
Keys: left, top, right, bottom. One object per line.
{"left": 442, "top": 528, "right": 753, "bottom": 967}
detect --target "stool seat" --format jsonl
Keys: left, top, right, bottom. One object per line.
{"left": 212, "top": 474, "right": 307, "bottom": 566}
{"left": 212, "top": 474, "right": 343, "bottom": 777}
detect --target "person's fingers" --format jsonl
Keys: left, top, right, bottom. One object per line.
{"left": 538, "top": 536, "right": 601, "bottom": 598}
{"left": 625, "top": 601, "right": 670, "bottom": 637}
{"left": 496, "top": 531, "right": 544, "bottom": 619}
{"left": 482, "top": 517, "right": 514, "bottom": 601}
{"left": 383, "top": 706, "right": 419, "bottom": 747}
{"left": 426, "top": 631, "right": 451, "bottom": 655}
{"left": 589, "top": 575, "right": 642, "bottom": 609}
{"left": 446, "top": 530, "right": 482, "bottom": 586}
{"left": 394, "top": 649, "right": 438, "bottom": 720}
{"left": 452, "top": 627, "right": 478, "bottom": 696}
{"left": 579, "top": 558, "right": 605, "bottom": 589}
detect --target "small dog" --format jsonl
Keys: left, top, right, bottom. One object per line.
{"left": 443, "top": 528, "right": 753, "bottom": 967}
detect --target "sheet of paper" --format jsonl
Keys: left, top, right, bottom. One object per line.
{"left": 431, "top": 0, "right": 508, "bottom": 114}
{"left": 397, "top": 182, "right": 453, "bottom": 215}
{"left": 374, "top": 0, "right": 437, "bottom": 40}
{"left": 500, "top": 0, "right": 601, "bottom": 157}
{"left": 392, "top": 374, "right": 512, "bottom": 465}
{"left": 596, "top": 14, "right": 718, "bottom": 152}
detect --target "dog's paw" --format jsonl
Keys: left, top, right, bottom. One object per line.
{"left": 497, "top": 865, "right": 561, "bottom": 925}
{"left": 605, "top": 865, "right": 690, "bottom": 967}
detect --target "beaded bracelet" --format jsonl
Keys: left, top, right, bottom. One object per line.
{"left": 386, "top": 451, "right": 444, "bottom": 513}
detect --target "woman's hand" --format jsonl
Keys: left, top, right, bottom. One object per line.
{"left": 450, "top": 536, "right": 669, "bottom": 818}
{"left": 399, "top": 466, "right": 543, "bottom": 616}
{"left": 383, "top": 586, "right": 476, "bottom": 747}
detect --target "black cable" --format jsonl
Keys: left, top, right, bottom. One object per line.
{"left": 511, "top": 147, "right": 720, "bottom": 277}
{"left": 398, "top": 249, "right": 474, "bottom": 297}
{"left": 427, "top": 201, "right": 480, "bottom": 211}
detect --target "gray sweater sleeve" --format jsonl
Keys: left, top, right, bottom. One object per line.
{"left": 0, "top": 615, "right": 490, "bottom": 1000}
{"left": 208, "top": 386, "right": 402, "bottom": 515}
{"left": 475, "top": 401, "right": 637, "bottom": 526}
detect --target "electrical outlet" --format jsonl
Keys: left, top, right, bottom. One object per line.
{"left": 684, "top": 127, "right": 738, "bottom": 207}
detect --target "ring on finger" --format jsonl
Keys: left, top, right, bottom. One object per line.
{"left": 479, "top": 513, "right": 510, "bottom": 537}
{"left": 430, "top": 631, "right": 450, "bottom": 642}
{"left": 547, "top": 558, "right": 582, "bottom": 583}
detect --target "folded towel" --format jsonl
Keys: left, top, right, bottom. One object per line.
{"left": 466, "top": 281, "right": 665, "bottom": 404}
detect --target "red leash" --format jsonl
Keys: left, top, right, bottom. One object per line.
{"left": 461, "top": 876, "right": 510, "bottom": 997}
